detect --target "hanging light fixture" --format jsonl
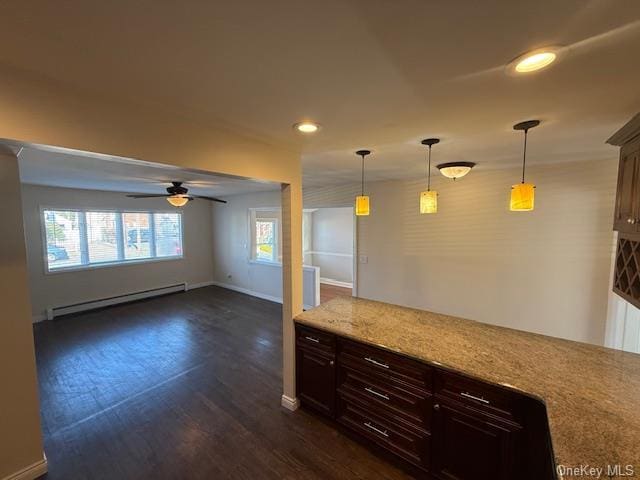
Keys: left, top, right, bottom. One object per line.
{"left": 355, "top": 150, "right": 371, "bottom": 216}
{"left": 420, "top": 138, "right": 439, "bottom": 214}
{"left": 510, "top": 120, "right": 540, "bottom": 211}
{"left": 436, "top": 161, "right": 475, "bottom": 180}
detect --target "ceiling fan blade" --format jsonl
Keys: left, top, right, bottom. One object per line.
{"left": 191, "top": 195, "right": 227, "bottom": 204}
{"left": 126, "top": 194, "right": 170, "bottom": 198}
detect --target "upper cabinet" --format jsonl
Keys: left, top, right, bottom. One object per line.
{"left": 609, "top": 113, "right": 640, "bottom": 233}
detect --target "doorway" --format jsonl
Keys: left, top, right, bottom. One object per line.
{"left": 302, "top": 207, "right": 355, "bottom": 304}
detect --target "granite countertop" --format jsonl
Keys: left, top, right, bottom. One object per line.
{"left": 295, "top": 297, "right": 640, "bottom": 479}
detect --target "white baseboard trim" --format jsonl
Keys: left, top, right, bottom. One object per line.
{"left": 211, "top": 281, "right": 282, "bottom": 303}
{"left": 1, "top": 455, "right": 47, "bottom": 480}
{"left": 281, "top": 394, "right": 300, "bottom": 411}
{"left": 210, "top": 281, "right": 315, "bottom": 310}
{"left": 320, "top": 277, "right": 353, "bottom": 289}
{"left": 185, "top": 280, "right": 215, "bottom": 291}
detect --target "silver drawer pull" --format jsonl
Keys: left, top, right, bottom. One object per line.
{"left": 364, "top": 357, "right": 389, "bottom": 369}
{"left": 304, "top": 336, "right": 320, "bottom": 343}
{"left": 364, "top": 421, "right": 389, "bottom": 437}
{"left": 461, "top": 392, "right": 490, "bottom": 404}
{"left": 365, "top": 387, "right": 390, "bottom": 401}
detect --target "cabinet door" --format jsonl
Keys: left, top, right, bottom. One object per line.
{"left": 296, "top": 346, "right": 335, "bottom": 416}
{"left": 431, "top": 401, "right": 521, "bottom": 480}
{"left": 614, "top": 149, "right": 639, "bottom": 232}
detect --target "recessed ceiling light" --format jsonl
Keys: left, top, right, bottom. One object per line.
{"left": 293, "top": 122, "right": 320, "bottom": 133}
{"left": 507, "top": 47, "right": 562, "bottom": 75}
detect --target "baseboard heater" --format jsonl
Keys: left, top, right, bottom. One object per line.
{"left": 46, "top": 283, "right": 187, "bottom": 320}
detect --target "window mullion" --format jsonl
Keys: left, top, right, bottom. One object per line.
{"left": 79, "top": 211, "right": 89, "bottom": 265}
{"left": 149, "top": 213, "right": 157, "bottom": 258}
{"left": 115, "top": 212, "right": 125, "bottom": 261}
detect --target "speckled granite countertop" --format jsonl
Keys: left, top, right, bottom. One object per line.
{"left": 295, "top": 297, "right": 640, "bottom": 479}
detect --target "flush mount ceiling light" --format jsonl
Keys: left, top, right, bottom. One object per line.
{"left": 420, "top": 138, "right": 439, "bottom": 214}
{"left": 355, "top": 150, "right": 371, "bottom": 216}
{"left": 510, "top": 120, "right": 540, "bottom": 212}
{"left": 436, "top": 161, "right": 476, "bottom": 180}
{"left": 507, "top": 47, "right": 562, "bottom": 75}
{"left": 293, "top": 121, "right": 321, "bottom": 133}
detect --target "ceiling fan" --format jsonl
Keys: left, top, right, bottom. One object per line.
{"left": 127, "top": 182, "right": 227, "bottom": 207}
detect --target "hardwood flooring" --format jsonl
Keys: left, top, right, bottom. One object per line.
{"left": 34, "top": 286, "right": 411, "bottom": 479}
{"left": 320, "top": 283, "right": 352, "bottom": 304}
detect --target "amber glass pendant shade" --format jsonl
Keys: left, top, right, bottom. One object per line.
{"left": 355, "top": 195, "right": 370, "bottom": 216}
{"left": 510, "top": 183, "right": 535, "bottom": 211}
{"left": 420, "top": 190, "right": 437, "bottom": 214}
{"left": 511, "top": 120, "right": 540, "bottom": 212}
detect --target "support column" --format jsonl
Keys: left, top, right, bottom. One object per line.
{"left": 280, "top": 182, "right": 303, "bottom": 410}
{"left": 0, "top": 151, "right": 46, "bottom": 478}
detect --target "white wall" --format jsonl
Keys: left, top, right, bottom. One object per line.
{"left": 308, "top": 207, "right": 354, "bottom": 285}
{"left": 305, "top": 158, "right": 618, "bottom": 345}
{"left": 211, "top": 190, "right": 319, "bottom": 308}
{"left": 21, "top": 184, "right": 215, "bottom": 320}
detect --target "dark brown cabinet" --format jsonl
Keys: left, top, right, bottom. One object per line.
{"left": 609, "top": 114, "right": 640, "bottom": 309}
{"left": 431, "top": 401, "right": 521, "bottom": 480}
{"left": 296, "top": 325, "right": 336, "bottom": 416}
{"left": 295, "top": 324, "right": 555, "bottom": 479}
{"left": 613, "top": 145, "right": 640, "bottom": 232}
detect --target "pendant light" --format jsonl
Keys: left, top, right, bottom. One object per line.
{"left": 355, "top": 150, "right": 371, "bottom": 216}
{"left": 420, "top": 138, "right": 439, "bottom": 214}
{"left": 510, "top": 120, "right": 539, "bottom": 211}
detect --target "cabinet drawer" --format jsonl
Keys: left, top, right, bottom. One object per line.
{"left": 434, "top": 370, "right": 524, "bottom": 424}
{"left": 338, "top": 337, "right": 432, "bottom": 392}
{"left": 296, "top": 325, "right": 335, "bottom": 354}
{"left": 338, "top": 364, "right": 431, "bottom": 433}
{"left": 337, "top": 394, "right": 430, "bottom": 470}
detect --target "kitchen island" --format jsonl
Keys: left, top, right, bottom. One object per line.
{"left": 294, "top": 296, "right": 640, "bottom": 479}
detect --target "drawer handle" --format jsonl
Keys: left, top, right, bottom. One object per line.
{"left": 304, "top": 336, "right": 320, "bottom": 343}
{"left": 365, "top": 387, "right": 390, "bottom": 401}
{"left": 364, "top": 357, "right": 389, "bottom": 369}
{"left": 364, "top": 421, "right": 389, "bottom": 437}
{"left": 461, "top": 392, "right": 490, "bottom": 404}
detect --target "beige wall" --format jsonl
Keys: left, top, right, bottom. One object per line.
{"left": 309, "top": 207, "right": 354, "bottom": 284}
{"left": 0, "top": 65, "right": 302, "bottom": 477}
{"left": 212, "top": 190, "right": 281, "bottom": 291}
{"left": 21, "top": 184, "right": 215, "bottom": 319}
{"left": 305, "top": 158, "right": 618, "bottom": 345}
{"left": 0, "top": 153, "right": 44, "bottom": 478}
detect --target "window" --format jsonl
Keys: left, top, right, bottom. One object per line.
{"left": 43, "top": 209, "right": 183, "bottom": 272}
{"left": 255, "top": 219, "right": 277, "bottom": 262}
{"left": 123, "top": 212, "right": 152, "bottom": 260}
{"left": 154, "top": 212, "right": 183, "bottom": 258}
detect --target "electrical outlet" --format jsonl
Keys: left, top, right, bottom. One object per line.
{"left": 358, "top": 255, "right": 368, "bottom": 264}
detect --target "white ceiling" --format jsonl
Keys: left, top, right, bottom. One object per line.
{"left": 1, "top": 1, "right": 639, "bottom": 188}
{"left": 17, "top": 147, "right": 280, "bottom": 197}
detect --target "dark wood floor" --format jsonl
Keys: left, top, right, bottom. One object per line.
{"left": 320, "top": 283, "right": 352, "bottom": 304}
{"left": 34, "top": 286, "right": 411, "bottom": 480}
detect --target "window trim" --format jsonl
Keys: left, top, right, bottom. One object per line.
{"left": 40, "top": 206, "right": 185, "bottom": 274}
